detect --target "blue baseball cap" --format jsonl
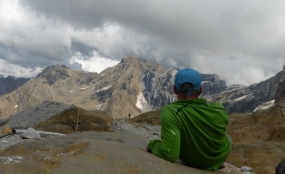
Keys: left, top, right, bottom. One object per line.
{"left": 174, "top": 68, "right": 201, "bottom": 96}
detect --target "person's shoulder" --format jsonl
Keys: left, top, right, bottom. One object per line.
{"left": 206, "top": 101, "right": 225, "bottom": 110}
{"left": 161, "top": 104, "right": 173, "bottom": 111}
{"left": 161, "top": 102, "right": 180, "bottom": 113}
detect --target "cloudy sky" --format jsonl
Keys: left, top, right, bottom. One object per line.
{"left": 0, "top": 0, "right": 284, "bottom": 85}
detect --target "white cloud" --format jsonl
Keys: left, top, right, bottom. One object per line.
{"left": 69, "top": 51, "right": 119, "bottom": 73}
{"left": 0, "top": 0, "right": 72, "bottom": 65}
{"left": 190, "top": 54, "right": 276, "bottom": 85}
{"left": 0, "top": 59, "right": 43, "bottom": 77}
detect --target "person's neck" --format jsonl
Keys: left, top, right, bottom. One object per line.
{"left": 177, "top": 95, "right": 199, "bottom": 101}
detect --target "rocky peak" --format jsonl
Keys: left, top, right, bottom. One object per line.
{"left": 102, "top": 56, "right": 158, "bottom": 77}
{"left": 37, "top": 65, "right": 69, "bottom": 76}
{"left": 120, "top": 56, "right": 161, "bottom": 72}
{"left": 36, "top": 65, "right": 70, "bottom": 85}
{"left": 120, "top": 56, "right": 147, "bottom": 64}
{"left": 200, "top": 74, "right": 227, "bottom": 97}
{"left": 201, "top": 74, "right": 221, "bottom": 82}
{"left": 275, "top": 79, "right": 285, "bottom": 104}
{"left": 6, "top": 75, "right": 16, "bottom": 80}
{"left": 153, "top": 64, "right": 165, "bottom": 74}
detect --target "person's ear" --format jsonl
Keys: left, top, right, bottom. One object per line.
{"left": 198, "top": 87, "right": 202, "bottom": 95}
{"left": 173, "top": 85, "right": 179, "bottom": 94}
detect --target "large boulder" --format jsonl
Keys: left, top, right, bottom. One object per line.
{"left": 1, "top": 125, "right": 12, "bottom": 134}
{"left": 0, "top": 131, "right": 241, "bottom": 173}
{"left": 35, "top": 108, "right": 112, "bottom": 134}
{"left": 129, "top": 110, "right": 161, "bottom": 125}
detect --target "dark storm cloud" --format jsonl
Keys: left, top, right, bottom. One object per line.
{"left": 0, "top": 39, "right": 70, "bottom": 68}
{"left": 70, "top": 40, "right": 96, "bottom": 57}
{"left": 23, "top": 0, "right": 285, "bottom": 64}
{"left": 1, "top": 0, "right": 284, "bottom": 85}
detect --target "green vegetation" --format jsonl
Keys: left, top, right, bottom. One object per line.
{"left": 0, "top": 108, "right": 2, "bottom": 117}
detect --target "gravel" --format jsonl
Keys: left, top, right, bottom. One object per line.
{"left": 0, "top": 155, "right": 24, "bottom": 164}
{"left": 0, "top": 134, "right": 32, "bottom": 165}
{"left": 0, "top": 134, "right": 34, "bottom": 150}
{"left": 111, "top": 118, "right": 161, "bottom": 140}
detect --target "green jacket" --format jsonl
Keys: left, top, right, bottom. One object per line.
{"left": 148, "top": 98, "right": 231, "bottom": 170}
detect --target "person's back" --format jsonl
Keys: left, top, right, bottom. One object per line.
{"left": 147, "top": 68, "right": 231, "bottom": 170}
{"left": 162, "top": 98, "right": 230, "bottom": 170}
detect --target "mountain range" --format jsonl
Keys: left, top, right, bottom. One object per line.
{"left": 0, "top": 76, "right": 29, "bottom": 96}
{"left": 0, "top": 57, "right": 284, "bottom": 119}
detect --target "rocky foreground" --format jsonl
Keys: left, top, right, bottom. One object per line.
{"left": 0, "top": 130, "right": 243, "bottom": 174}
{"left": 3, "top": 100, "right": 284, "bottom": 173}
{"left": 0, "top": 118, "right": 246, "bottom": 174}
{"left": 0, "top": 100, "right": 248, "bottom": 174}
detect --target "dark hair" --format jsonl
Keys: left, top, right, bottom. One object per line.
{"left": 181, "top": 82, "right": 193, "bottom": 91}
{"left": 181, "top": 82, "right": 200, "bottom": 95}
{"left": 180, "top": 82, "right": 192, "bottom": 94}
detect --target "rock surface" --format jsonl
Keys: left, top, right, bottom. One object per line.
{"left": 0, "top": 135, "right": 34, "bottom": 151}
{"left": 19, "top": 127, "right": 41, "bottom": 140}
{"left": 0, "top": 131, "right": 242, "bottom": 174}
{"left": 275, "top": 79, "right": 285, "bottom": 104}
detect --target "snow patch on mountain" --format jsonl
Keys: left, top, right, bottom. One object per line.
{"left": 226, "top": 84, "right": 247, "bottom": 89}
{"left": 253, "top": 100, "right": 275, "bottom": 112}
{"left": 95, "top": 104, "right": 103, "bottom": 109}
{"left": 136, "top": 92, "right": 152, "bottom": 112}
{"left": 97, "top": 85, "right": 111, "bottom": 93}
{"left": 234, "top": 95, "right": 249, "bottom": 102}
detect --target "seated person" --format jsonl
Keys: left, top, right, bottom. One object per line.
{"left": 147, "top": 68, "right": 231, "bottom": 170}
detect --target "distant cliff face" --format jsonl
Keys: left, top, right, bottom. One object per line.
{"left": 210, "top": 65, "right": 285, "bottom": 114}
{"left": 0, "top": 76, "right": 29, "bottom": 96}
{"left": 142, "top": 69, "right": 227, "bottom": 110}
{"left": 275, "top": 79, "right": 285, "bottom": 104}
{"left": 200, "top": 74, "right": 227, "bottom": 97}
